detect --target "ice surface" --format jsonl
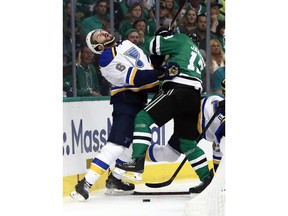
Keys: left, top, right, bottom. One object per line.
{"left": 63, "top": 179, "right": 201, "bottom": 216}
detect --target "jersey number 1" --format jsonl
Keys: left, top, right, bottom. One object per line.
{"left": 187, "top": 49, "right": 205, "bottom": 74}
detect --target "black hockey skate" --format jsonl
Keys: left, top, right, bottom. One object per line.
{"left": 115, "top": 157, "right": 145, "bottom": 173}
{"left": 189, "top": 170, "right": 214, "bottom": 193}
{"left": 70, "top": 178, "right": 92, "bottom": 201}
{"left": 105, "top": 173, "right": 135, "bottom": 195}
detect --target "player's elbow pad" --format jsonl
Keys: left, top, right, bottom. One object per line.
{"left": 133, "top": 69, "right": 159, "bottom": 86}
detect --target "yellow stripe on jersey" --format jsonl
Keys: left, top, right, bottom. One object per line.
{"left": 110, "top": 81, "right": 159, "bottom": 96}
{"left": 90, "top": 163, "right": 106, "bottom": 175}
{"left": 111, "top": 46, "right": 116, "bottom": 57}
{"left": 220, "top": 117, "right": 225, "bottom": 124}
{"left": 197, "top": 99, "right": 205, "bottom": 133}
{"left": 129, "top": 68, "right": 138, "bottom": 85}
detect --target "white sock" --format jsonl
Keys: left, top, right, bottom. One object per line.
{"left": 84, "top": 142, "right": 125, "bottom": 185}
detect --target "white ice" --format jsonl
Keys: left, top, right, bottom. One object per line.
{"left": 63, "top": 179, "right": 201, "bottom": 216}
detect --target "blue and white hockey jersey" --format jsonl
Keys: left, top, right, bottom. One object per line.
{"left": 199, "top": 95, "right": 225, "bottom": 145}
{"left": 98, "top": 40, "right": 159, "bottom": 97}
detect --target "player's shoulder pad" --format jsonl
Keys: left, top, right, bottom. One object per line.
{"left": 99, "top": 46, "right": 117, "bottom": 67}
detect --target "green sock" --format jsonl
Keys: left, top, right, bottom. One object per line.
{"left": 179, "top": 138, "right": 210, "bottom": 181}
{"left": 131, "top": 110, "right": 155, "bottom": 159}
{"left": 132, "top": 144, "right": 148, "bottom": 159}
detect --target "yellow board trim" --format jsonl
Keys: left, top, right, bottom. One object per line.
{"left": 63, "top": 161, "right": 214, "bottom": 197}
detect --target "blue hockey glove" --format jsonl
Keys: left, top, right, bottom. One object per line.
{"left": 157, "top": 62, "right": 180, "bottom": 80}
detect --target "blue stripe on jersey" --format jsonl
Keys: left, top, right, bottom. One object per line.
{"left": 126, "top": 67, "right": 138, "bottom": 85}
{"left": 91, "top": 157, "right": 110, "bottom": 170}
{"left": 126, "top": 67, "right": 137, "bottom": 84}
{"left": 126, "top": 67, "right": 133, "bottom": 83}
{"left": 201, "top": 97, "right": 209, "bottom": 139}
{"left": 115, "top": 159, "right": 125, "bottom": 165}
{"left": 148, "top": 144, "right": 157, "bottom": 162}
{"left": 213, "top": 100, "right": 219, "bottom": 113}
{"left": 99, "top": 47, "right": 116, "bottom": 67}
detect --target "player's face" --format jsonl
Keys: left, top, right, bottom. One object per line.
{"left": 92, "top": 30, "right": 113, "bottom": 44}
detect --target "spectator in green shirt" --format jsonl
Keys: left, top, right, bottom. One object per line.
{"left": 63, "top": 44, "right": 101, "bottom": 97}
{"left": 118, "top": 3, "right": 146, "bottom": 38}
{"left": 80, "top": 0, "right": 110, "bottom": 40}
{"left": 212, "top": 67, "right": 225, "bottom": 95}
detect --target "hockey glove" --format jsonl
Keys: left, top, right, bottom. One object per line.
{"left": 155, "top": 18, "right": 175, "bottom": 37}
{"left": 150, "top": 54, "right": 166, "bottom": 69}
{"left": 155, "top": 27, "right": 174, "bottom": 37}
{"left": 157, "top": 62, "right": 180, "bottom": 80}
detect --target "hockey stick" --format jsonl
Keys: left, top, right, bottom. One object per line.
{"left": 169, "top": 0, "right": 188, "bottom": 29}
{"left": 133, "top": 191, "right": 190, "bottom": 195}
{"left": 145, "top": 108, "right": 220, "bottom": 188}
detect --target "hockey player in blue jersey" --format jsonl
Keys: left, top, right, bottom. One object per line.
{"left": 70, "top": 29, "right": 180, "bottom": 201}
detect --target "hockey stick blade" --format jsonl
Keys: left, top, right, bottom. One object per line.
{"left": 145, "top": 109, "right": 220, "bottom": 188}
{"left": 133, "top": 191, "right": 190, "bottom": 195}
{"left": 145, "top": 157, "right": 187, "bottom": 188}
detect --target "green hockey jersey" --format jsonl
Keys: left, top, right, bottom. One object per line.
{"left": 146, "top": 33, "right": 205, "bottom": 91}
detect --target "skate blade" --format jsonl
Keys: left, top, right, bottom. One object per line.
{"left": 104, "top": 189, "right": 134, "bottom": 196}
{"left": 113, "top": 168, "right": 142, "bottom": 182}
{"left": 70, "top": 190, "right": 86, "bottom": 202}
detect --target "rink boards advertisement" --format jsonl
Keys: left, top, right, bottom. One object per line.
{"left": 63, "top": 98, "right": 213, "bottom": 177}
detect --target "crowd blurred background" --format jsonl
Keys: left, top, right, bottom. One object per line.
{"left": 63, "top": 0, "right": 225, "bottom": 97}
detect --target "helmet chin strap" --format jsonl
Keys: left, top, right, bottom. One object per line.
{"left": 86, "top": 29, "right": 116, "bottom": 54}
{"left": 103, "top": 36, "right": 116, "bottom": 48}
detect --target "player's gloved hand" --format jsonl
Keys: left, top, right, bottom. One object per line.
{"left": 155, "top": 18, "right": 174, "bottom": 37}
{"left": 157, "top": 62, "right": 180, "bottom": 80}
{"left": 215, "top": 117, "right": 225, "bottom": 144}
{"left": 155, "top": 27, "right": 174, "bottom": 37}
{"left": 150, "top": 54, "right": 166, "bottom": 68}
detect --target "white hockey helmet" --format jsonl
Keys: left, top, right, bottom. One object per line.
{"left": 86, "top": 29, "right": 115, "bottom": 54}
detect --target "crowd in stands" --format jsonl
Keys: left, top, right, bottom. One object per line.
{"left": 63, "top": 0, "right": 225, "bottom": 97}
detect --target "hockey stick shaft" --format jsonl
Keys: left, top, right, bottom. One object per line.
{"left": 133, "top": 191, "right": 190, "bottom": 195}
{"left": 145, "top": 108, "right": 220, "bottom": 188}
{"left": 169, "top": 0, "right": 188, "bottom": 29}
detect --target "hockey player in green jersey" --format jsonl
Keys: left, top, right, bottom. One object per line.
{"left": 116, "top": 25, "right": 213, "bottom": 193}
